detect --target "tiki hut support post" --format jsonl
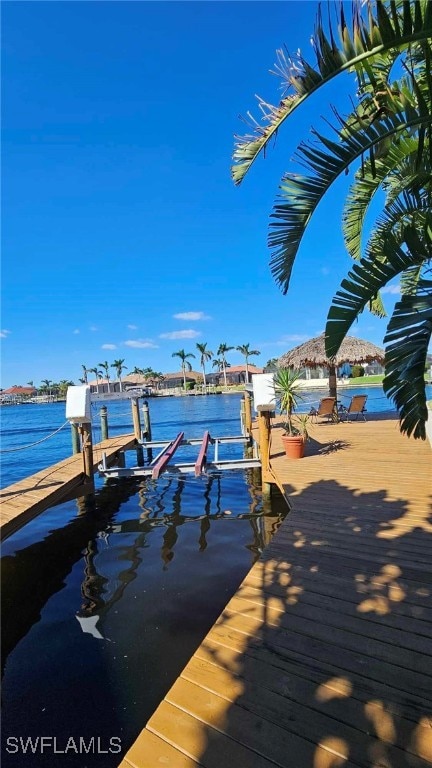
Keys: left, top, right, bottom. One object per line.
{"left": 329, "top": 363, "right": 337, "bottom": 400}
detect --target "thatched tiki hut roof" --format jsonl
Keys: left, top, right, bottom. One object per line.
{"left": 277, "top": 334, "right": 385, "bottom": 398}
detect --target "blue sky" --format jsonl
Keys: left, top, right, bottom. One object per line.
{"left": 2, "top": 1, "right": 401, "bottom": 388}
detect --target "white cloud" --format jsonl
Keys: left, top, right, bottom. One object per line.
{"left": 124, "top": 339, "right": 159, "bottom": 349}
{"left": 101, "top": 343, "right": 117, "bottom": 350}
{"left": 272, "top": 334, "right": 309, "bottom": 346}
{"left": 0, "top": 329, "right": 11, "bottom": 338}
{"left": 173, "top": 312, "right": 210, "bottom": 321}
{"left": 89, "top": 325, "right": 98, "bottom": 332}
{"left": 127, "top": 324, "right": 138, "bottom": 330}
{"left": 160, "top": 329, "right": 201, "bottom": 340}
{"left": 73, "top": 329, "right": 80, "bottom": 335}
{"left": 381, "top": 284, "right": 401, "bottom": 295}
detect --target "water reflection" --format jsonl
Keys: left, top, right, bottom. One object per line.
{"left": 74, "top": 473, "right": 288, "bottom": 640}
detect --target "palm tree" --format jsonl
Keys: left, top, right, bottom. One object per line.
{"left": 236, "top": 343, "right": 260, "bottom": 384}
{"left": 111, "top": 359, "right": 128, "bottom": 392}
{"left": 172, "top": 349, "right": 195, "bottom": 390}
{"left": 81, "top": 365, "right": 88, "bottom": 385}
{"left": 217, "top": 343, "right": 234, "bottom": 389}
{"left": 151, "top": 372, "right": 165, "bottom": 391}
{"left": 88, "top": 367, "right": 103, "bottom": 394}
{"left": 232, "top": 0, "right": 432, "bottom": 438}
{"left": 58, "top": 380, "right": 74, "bottom": 398}
{"left": 98, "top": 361, "right": 111, "bottom": 392}
{"left": 27, "top": 380, "right": 34, "bottom": 388}
{"left": 40, "top": 379, "right": 52, "bottom": 397}
{"left": 196, "top": 342, "right": 213, "bottom": 389}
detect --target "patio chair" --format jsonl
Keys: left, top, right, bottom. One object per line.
{"left": 339, "top": 394, "right": 368, "bottom": 422}
{"left": 309, "top": 397, "right": 337, "bottom": 423}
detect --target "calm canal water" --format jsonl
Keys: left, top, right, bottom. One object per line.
{"left": 1, "top": 394, "right": 288, "bottom": 767}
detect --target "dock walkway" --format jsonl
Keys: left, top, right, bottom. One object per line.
{"left": 0, "top": 433, "right": 136, "bottom": 540}
{"left": 121, "top": 413, "right": 432, "bottom": 768}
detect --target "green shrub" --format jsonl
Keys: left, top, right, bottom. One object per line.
{"left": 350, "top": 365, "right": 365, "bottom": 378}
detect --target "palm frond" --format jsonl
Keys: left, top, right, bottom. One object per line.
{"left": 325, "top": 227, "right": 428, "bottom": 356}
{"left": 369, "top": 187, "right": 430, "bottom": 245}
{"left": 232, "top": 0, "right": 432, "bottom": 185}
{"left": 343, "top": 135, "right": 421, "bottom": 261}
{"left": 269, "top": 107, "right": 432, "bottom": 293}
{"left": 383, "top": 287, "right": 432, "bottom": 438}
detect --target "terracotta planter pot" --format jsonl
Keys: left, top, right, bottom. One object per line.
{"left": 281, "top": 434, "right": 305, "bottom": 459}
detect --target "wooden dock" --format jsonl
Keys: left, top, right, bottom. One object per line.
{"left": 120, "top": 413, "right": 432, "bottom": 768}
{"left": 0, "top": 433, "right": 136, "bottom": 541}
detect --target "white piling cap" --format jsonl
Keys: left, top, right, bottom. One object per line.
{"left": 66, "top": 385, "right": 92, "bottom": 423}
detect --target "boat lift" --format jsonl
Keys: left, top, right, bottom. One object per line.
{"left": 98, "top": 431, "right": 260, "bottom": 479}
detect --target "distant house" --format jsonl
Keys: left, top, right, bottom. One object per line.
{"left": 2, "top": 386, "right": 37, "bottom": 396}
{"left": 1, "top": 385, "right": 38, "bottom": 403}
{"left": 158, "top": 371, "right": 202, "bottom": 390}
{"left": 88, "top": 371, "right": 203, "bottom": 394}
{"left": 208, "top": 364, "right": 264, "bottom": 386}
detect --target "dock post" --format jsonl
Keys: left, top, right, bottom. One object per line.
{"left": 142, "top": 400, "right": 153, "bottom": 462}
{"left": 257, "top": 405, "right": 274, "bottom": 501}
{"left": 81, "top": 423, "right": 95, "bottom": 490}
{"left": 131, "top": 398, "right": 144, "bottom": 467}
{"left": 240, "top": 398, "right": 246, "bottom": 435}
{"left": 100, "top": 406, "right": 109, "bottom": 441}
{"left": 244, "top": 391, "right": 252, "bottom": 437}
{"left": 71, "top": 423, "right": 81, "bottom": 455}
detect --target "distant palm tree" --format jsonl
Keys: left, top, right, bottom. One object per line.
{"left": 217, "top": 343, "right": 234, "bottom": 389}
{"left": 58, "top": 380, "right": 74, "bottom": 397}
{"left": 265, "top": 358, "right": 278, "bottom": 371}
{"left": 172, "top": 349, "right": 195, "bottom": 390}
{"left": 111, "top": 359, "right": 128, "bottom": 392}
{"left": 51, "top": 382, "right": 60, "bottom": 399}
{"left": 41, "top": 379, "right": 53, "bottom": 396}
{"left": 98, "top": 361, "right": 112, "bottom": 392}
{"left": 27, "top": 380, "right": 34, "bottom": 388}
{"left": 81, "top": 365, "right": 88, "bottom": 384}
{"left": 196, "top": 342, "right": 213, "bottom": 389}
{"left": 237, "top": 343, "right": 260, "bottom": 384}
{"left": 88, "top": 367, "right": 103, "bottom": 394}
{"left": 153, "top": 372, "right": 165, "bottom": 390}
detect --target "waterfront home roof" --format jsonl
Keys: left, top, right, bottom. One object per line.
{"left": 226, "top": 365, "right": 264, "bottom": 375}
{"left": 2, "top": 386, "right": 37, "bottom": 395}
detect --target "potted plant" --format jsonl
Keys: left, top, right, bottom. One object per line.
{"left": 273, "top": 368, "right": 309, "bottom": 459}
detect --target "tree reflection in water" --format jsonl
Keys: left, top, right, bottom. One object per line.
{"left": 76, "top": 472, "right": 288, "bottom": 636}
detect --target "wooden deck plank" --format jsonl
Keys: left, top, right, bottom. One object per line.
{"left": 178, "top": 659, "right": 425, "bottom": 768}
{"left": 121, "top": 414, "right": 432, "bottom": 768}
{"left": 190, "top": 645, "right": 432, "bottom": 746}
{"left": 241, "top": 578, "right": 432, "bottom": 633}
{"left": 0, "top": 433, "right": 136, "bottom": 540}
{"left": 197, "top": 623, "right": 432, "bottom": 722}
